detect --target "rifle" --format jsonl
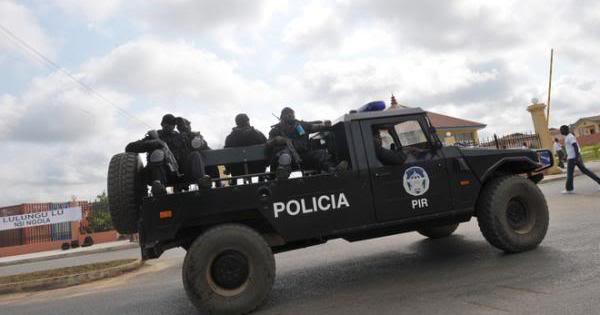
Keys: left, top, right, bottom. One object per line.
{"left": 285, "top": 138, "right": 302, "bottom": 165}
{"left": 271, "top": 113, "right": 303, "bottom": 166}
{"left": 147, "top": 130, "right": 180, "bottom": 174}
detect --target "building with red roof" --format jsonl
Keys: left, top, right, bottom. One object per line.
{"left": 388, "top": 95, "right": 486, "bottom": 145}
{"left": 572, "top": 115, "right": 600, "bottom": 137}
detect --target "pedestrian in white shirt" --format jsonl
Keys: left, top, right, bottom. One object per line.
{"left": 560, "top": 125, "right": 600, "bottom": 193}
{"left": 553, "top": 138, "right": 565, "bottom": 169}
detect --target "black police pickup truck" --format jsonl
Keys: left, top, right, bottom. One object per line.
{"left": 108, "top": 107, "right": 553, "bottom": 314}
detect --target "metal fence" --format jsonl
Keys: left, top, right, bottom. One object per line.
{"left": 453, "top": 132, "right": 541, "bottom": 150}
{"left": 85, "top": 201, "right": 114, "bottom": 233}
{"left": 49, "top": 202, "right": 72, "bottom": 241}
{"left": 18, "top": 203, "right": 55, "bottom": 245}
{"left": 0, "top": 205, "right": 23, "bottom": 247}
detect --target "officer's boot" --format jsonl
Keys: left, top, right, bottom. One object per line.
{"left": 197, "top": 175, "right": 213, "bottom": 190}
{"left": 275, "top": 166, "right": 292, "bottom": 180}
{"left": 151, "top": 180, "right": 167, "bottom": 196}
{"left": 276, "top": 152, "right": 293, "bottom": 180}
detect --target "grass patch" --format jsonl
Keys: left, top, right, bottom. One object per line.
{"left": 0, "top": 258, "right": 137, "bottom": 284}
{"left": 582, "top": 144, "right": 600, "bottom": 162}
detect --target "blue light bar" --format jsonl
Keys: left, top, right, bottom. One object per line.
{"left": 358, "top": 100, "right": 386, "bottom": 112}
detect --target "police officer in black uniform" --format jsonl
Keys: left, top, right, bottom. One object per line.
{"left": 268, "top": 107, "right": 347, "bottom": 179}
{"left": 224, "top": 114, "right": 268, "bottom": 182}
{"left": 125, "top": 114, "right": 187, "bottom": 195}
{"left": 175, "top": 117, "right": 215, "bottom": 188}
{"left": 373, "top": 129, "right": 407, "bottom": 165}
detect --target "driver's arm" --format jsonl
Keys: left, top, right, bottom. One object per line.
{"left": 376, "top": 146, "right": 407, "bottom": 165}
{"left": 402, "top": 145, "right": 426, "bottom": 155}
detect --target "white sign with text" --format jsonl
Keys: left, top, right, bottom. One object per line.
{"left": 0, "top": 207, "right": 82, "bottom": 231}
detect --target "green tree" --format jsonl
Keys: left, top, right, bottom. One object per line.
{"left": 88, "top": 191, "right": 113, "bottom": 232}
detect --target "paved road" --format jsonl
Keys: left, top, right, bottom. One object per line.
{"left": 1, "top": 177, "right": 599, "bottom": 314}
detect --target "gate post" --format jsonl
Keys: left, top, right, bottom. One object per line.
{"left": 527, "top": 100, "right": 562, "bottom": 175}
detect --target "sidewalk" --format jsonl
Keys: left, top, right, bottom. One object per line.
{"left": 0, "top": 240, "right": 138, "bottom": 267}
{"left": 541, "top": 161, "right": 600, "bottom": 184}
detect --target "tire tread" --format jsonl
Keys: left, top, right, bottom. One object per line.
{"left": 476, "top": 175, "right": 548, "bottom": 253}
{"left": 107, "top": 152, "right": 142, "bottom": 234}
{"left": 182, "top": 224, "right": 275, "bottom": 315}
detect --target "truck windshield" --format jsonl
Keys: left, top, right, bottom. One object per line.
{"left": 394, "top": 120, "right": 429, "bottom": 148}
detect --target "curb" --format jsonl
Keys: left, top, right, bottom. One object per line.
{"left": 0, "top": 259, "right": 144, "bottom": 295}
{"left": 0, "top": 242, "right": 139, "bottom": 267}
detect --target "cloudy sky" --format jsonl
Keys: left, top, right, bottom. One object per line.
{"left": 0, "top": 0, "right": 599, "bottom": 205}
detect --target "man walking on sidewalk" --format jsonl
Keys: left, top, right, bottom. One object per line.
{"left": 560, "top": 125, "right": 600, "bottom": 194}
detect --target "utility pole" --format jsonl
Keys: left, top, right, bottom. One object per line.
{"left": 546, "top": 48, "right": 554, "bottom": 124}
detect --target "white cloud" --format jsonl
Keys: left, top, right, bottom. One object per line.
{"left": 283, "top": 2, "right": 344, "bottom": 51}
{"left": 54, "top": 0, "right": 122, "bottom": 23}
{"left": 80, "top": 37, "right": 286, "bottom": 144}
{"left": 0, "top": 69, "right": 134, "bottom": 204}
{"left": 126, "top": 0, "right": 285, "bottom": 55}
{"left": 137, "top": 0, "right": 275, "bottom": 33}
{"left": 0, "top": 94, "right": 20, "bottom": 136}
{"left": 84, "top": 38, "right": 259, "bottom": 104}
{"left": 0, "top": 142, "right": 112, "bottom": 203}
{"left": 0, "top": 0, "right": 55, "bottom": 59}
{"left": 289, "top": 53, "right": 501, "bottom": 107}
{"left": 347, "top": 0, "right": 522, "bottom": 52}
{"left": 0, "top": 71, "right": 128, "bottom": 143}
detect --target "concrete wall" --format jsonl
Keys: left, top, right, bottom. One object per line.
{"left": 0, "top": 231, "right": 118, "bottom": 257}
{"left": 578, "top": 133, "right": 600, "bottom": 147}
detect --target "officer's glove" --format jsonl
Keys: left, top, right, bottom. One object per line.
{"left": 149, "top": 139, "right": 168, "bottom": 150}
{"left": 191, "top": 136, "right": 206, "bottom": 150}
{"left": 267, "top": 136, "right": 288, "bottom": 147}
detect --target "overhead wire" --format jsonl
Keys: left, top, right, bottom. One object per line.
{"left": 1, "top": 31, "right": 95, "bottom": 116}
{"left": 0, "top": 23, "right": 152, "bottom": 129}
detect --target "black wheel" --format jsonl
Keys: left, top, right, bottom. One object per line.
{"left": 417, "top": 223, "right": 459, "bottom": 239}
{"left": 107, "top": 152, "right": 145, "bottom": 234}
{"left": 477, "top": 175, "right": 549, "bottom": 253}
{"left": 182, "top": 224, "right": 275, "bottom": 315}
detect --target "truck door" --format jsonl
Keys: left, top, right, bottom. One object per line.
{"left": 360, "top": 116, "right": 453, "bottom": 222}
